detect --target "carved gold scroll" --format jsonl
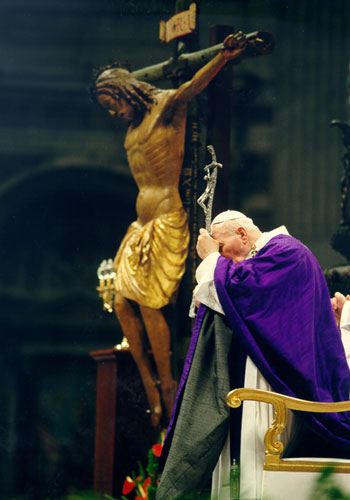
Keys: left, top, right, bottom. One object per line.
{"left": 226, "top": 388, "right": 350, "bottom": 473}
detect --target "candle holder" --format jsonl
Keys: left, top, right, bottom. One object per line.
{"left": 96, "top": 258, "right": 130, "bottom": 350}
{"left": 96, "top": 258, "right": 116, "bottom": 313}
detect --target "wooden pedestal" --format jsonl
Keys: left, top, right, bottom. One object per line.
{"left": 90, "top": 347, "right": 158, "bottom": 498}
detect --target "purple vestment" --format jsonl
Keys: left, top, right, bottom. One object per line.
{"left": 214, "top": 234, "right": 350, "bottom": 450}
{"left": 158, "top": 234, "right": 350, "bottom": 499}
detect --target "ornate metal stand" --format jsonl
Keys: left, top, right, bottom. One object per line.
{"left": 324, "top": 88, "right": 350, "bottom": 294}
{"left": 329, "top": 119, "right": 350, "bottom": 259}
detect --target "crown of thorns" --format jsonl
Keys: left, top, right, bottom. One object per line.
{"left": 88, "top": 61, "right": 131, "bottom": 102}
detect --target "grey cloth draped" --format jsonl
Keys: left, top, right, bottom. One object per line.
{"left": 156, "top": 310, "right": 234, "bottom": 500}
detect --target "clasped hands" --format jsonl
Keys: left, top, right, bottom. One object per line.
{"left": 196, "top": 228, "right": 219, "bottom": 260}
{"left": 331, "top": 291, "right": 350, "bottom": 327}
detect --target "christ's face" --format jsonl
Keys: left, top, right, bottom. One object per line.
{"left": 97, "top": 92, "right": 135, "bottom": 122}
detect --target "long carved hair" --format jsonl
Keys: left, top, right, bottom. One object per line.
{"left": 89, "top": 62, "right": 157, "bottom": 123}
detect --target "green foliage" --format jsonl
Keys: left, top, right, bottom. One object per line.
{"left": 20, "top": 465, "right": 350, "bottom": 500}
{"left": 145, "top": 448, "right": 158, "bottom": 500}
{"left": 308, "top": 467, "right": 350, "bottom": 500}
{"left": 59, "top": 492, "right": 104, "bottom": 500}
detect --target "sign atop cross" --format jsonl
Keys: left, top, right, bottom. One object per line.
{"left": 159, "top": 2, "right": 197, "bottom": 44}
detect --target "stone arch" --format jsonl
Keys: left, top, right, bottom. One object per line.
{"left": 0, "top": 162, "right": 137, "bottom": 329}
{"left": 0, "top": 162, "right": 138, "bottom": 498}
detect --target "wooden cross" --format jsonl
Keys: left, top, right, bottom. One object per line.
{"left": 131, "top": 2, "right": 274, "bottom": 359}
{"left": 92, "top": 3, "right": 274, "bottom": 496}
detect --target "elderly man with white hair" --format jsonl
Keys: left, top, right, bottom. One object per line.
{"left": 157, "top": 211, "right": 350, "bottom": 500}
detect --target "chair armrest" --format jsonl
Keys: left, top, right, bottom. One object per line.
{"left": 226, "top": 388, "right": 350, "bottom": 470}
{"left": 226, "top": 387, "right": 350, "bottom": 413}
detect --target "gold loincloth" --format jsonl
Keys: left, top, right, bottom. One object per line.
{"left": 114, "top": 208, "right": 189, "bottom": 309}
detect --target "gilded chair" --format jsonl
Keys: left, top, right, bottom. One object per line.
{"left": 226, "top": 388, "right": 350, "bottom": 500}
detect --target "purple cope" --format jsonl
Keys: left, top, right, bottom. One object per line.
{"left": 166, "top": 234, "right": 350, "bottom": 456}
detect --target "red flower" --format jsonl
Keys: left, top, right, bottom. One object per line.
{"left": 143, "top": 476, "right": 151, "bottom": 490}
{"left": 152, "top": 443, "right": 162, "bottom": 457}
{"left": 135, "top": 497, "right": 146, "bottom": 500}
{"left": 122, "top": 476, "right": 136, "bottom": 495}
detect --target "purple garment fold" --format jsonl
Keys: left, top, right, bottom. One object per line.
{"left": 214, "top": 234, "right": 350, "bottom": 451}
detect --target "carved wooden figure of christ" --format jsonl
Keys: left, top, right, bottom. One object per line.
{"left": 91, "top": 32, "right": 248, "bottom": 427}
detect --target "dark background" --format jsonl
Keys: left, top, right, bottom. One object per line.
{"left": 1, "top": 1, "right": 349, "bottom": 498}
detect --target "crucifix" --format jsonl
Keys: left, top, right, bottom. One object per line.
{"left": 129, "top": 4, "right": 274, "bottom": 382}
{"left": 91, "top": 2, "right": 274, "bottom": 495}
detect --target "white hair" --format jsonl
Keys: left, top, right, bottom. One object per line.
{"left": 212, "top": 216, "right": 259, "bottom": 235}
